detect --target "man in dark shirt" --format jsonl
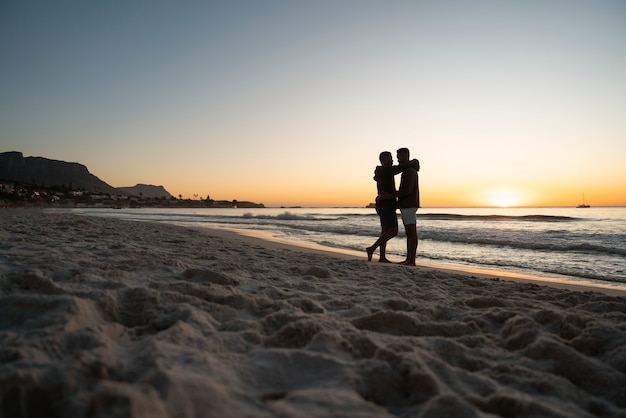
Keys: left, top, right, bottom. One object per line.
{"left": 393, "top": 147, "right": 420, "bottom": 265}
{"left": 366, "top": 151, "right": 418, "bottom": 262}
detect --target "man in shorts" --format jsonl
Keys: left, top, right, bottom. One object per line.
{"left": 392, "top": 148, "right": 420, "bottom": 265}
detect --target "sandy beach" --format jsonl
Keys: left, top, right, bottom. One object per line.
{"left": 1, "top": 210, "right": 625, "bottom": 417}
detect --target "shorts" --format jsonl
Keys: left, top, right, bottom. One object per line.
{"left": 400, "top": 208, "right": 417, "bottom": 225}
{"left": 376, "top": 206, "right": 398, "bottom": 229}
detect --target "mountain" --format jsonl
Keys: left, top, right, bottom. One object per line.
{"left": 0, "top": 151, "right": 118, "bottom": 194}
{"left": 1, "top": 152, "right": 176, "bottom": 198}
{"left": 117, "top": 184, "right": 172, "bottom": 199}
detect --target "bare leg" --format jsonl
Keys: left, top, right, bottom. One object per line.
{"left": 367, "top": 226, "right": 397, "bottom": 262}
{"left": 378, "top": 240, "right": 393, "bottom": 263}
{"left": 399, "top": 224, "right": 418, "bottom": 266}
{"left": 379, "top": 241, "right": 389, "bottom": 262}
{"left": 366, "top": 246, "right": 375, "bottom": 261}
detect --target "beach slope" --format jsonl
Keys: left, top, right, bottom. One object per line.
{"left": 1, "top": 211, "right": 625, "bottom": 417}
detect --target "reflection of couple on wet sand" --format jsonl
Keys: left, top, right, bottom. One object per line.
{"left": 366, "top": 147, "right": 420, "bottom": 266}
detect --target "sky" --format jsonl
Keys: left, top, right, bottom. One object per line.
{"left": 1, "top": 0, "right": 625, "bottom": 207}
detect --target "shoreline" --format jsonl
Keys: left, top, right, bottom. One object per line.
{"left": 6, "top": 207, "right": 626, "bottom": 296}
{"left": 39, "top": 205, "right": 626, "bottom": 292}
{"left": 194, "top": 225, "right": 626, "bottom": 298}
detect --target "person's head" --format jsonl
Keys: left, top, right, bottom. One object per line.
{"left": 379, "top": 151, "right": 393, "bottom": 166}
{"left": 397, "top": 148, "right": 410, "bottom": 163}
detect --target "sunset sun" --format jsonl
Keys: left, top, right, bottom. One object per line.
{"left": 487, "top": 188, "right": 522, "bottom": 207}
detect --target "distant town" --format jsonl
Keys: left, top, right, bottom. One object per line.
{"left": 0, "top": 180, "right": 265, "bottom": 209}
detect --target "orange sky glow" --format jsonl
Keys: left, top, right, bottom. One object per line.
{"left": 2, "top": 2, "right": 625, "bottom": 207}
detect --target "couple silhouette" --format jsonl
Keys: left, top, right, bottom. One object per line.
{"left": 366, "top": 148, "right": 420, "bottom": 266}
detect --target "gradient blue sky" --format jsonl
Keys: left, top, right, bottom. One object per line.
{"left": 1, "top": 1, "right": 625, "bottom": 206}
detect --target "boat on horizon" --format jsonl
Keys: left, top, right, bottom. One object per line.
{"left": 576, "top": 193, "right": 590, "bottom": 208}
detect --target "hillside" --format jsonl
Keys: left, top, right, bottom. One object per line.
{"left": 117, "top": 184, "right": 172, "bottom": 199}
{"left": 0, "top": 152, "right": 118, "bottom": 194}
{"left": 0, "top": 152, "right": 175, "bottom": 199}
{"left": 0, "top": 152, "right": 266, "bottom": 207}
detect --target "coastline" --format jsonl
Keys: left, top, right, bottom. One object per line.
{"left": 2, "top": 209, "right": 626, "bottom": 417}
{"left": 200, "top": 225, "right": 626, "bottom": 298}
{"left": 43, "top": 205, "right": 626, "bottom": 289}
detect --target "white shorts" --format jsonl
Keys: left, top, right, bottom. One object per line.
{"left": 400, "top": 208, "right": 417, "bottom": 225}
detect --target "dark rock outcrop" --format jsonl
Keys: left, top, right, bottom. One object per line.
{"left": 117, "top": 184, "right": 172, "bottom": 199}
{"left": 0, "top": 151, "right": 118, "bottom": 193}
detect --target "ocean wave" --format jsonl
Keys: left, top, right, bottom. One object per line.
{"left": 242, "top": 211, "right": 342, "bottom": 221}
{"left": 429, "top": 253, "right": 626, "bottom": 284}
{"left": 423, "top": 231, "right": 626, "bottom": 257}
{"left": 417, "top": 214, "right": 578, "bottom": 222}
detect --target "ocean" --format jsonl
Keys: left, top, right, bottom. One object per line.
{"left": 49, "top": 206, "right": 626, "bottom": 291}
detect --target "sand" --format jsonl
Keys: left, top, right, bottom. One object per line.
{"left": 1, "top": 210, "right": 625, "bottom": 418}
